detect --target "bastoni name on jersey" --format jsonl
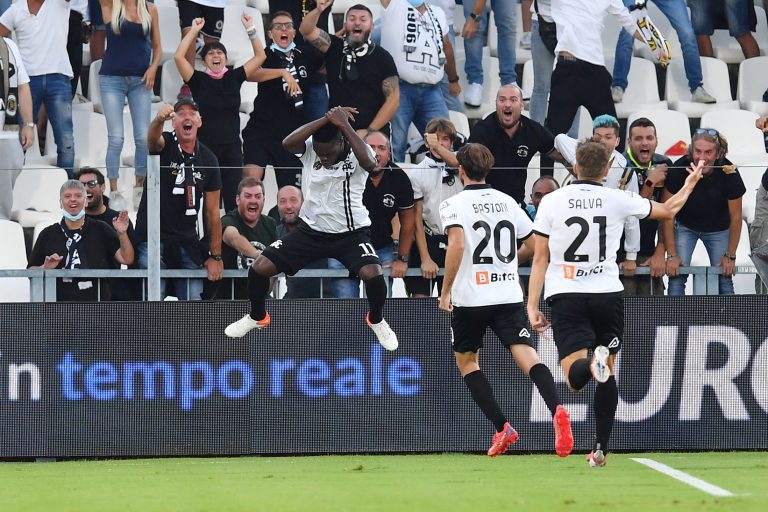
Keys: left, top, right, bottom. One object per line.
{"left": 472, "top": 202, "right": 510, "bottom": 214}
{"left": 568, "top": 198, "right": 603, "bottom": 209}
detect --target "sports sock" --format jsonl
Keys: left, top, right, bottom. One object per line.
{"left": 593, "top": 375, "right": 618, "bottom": 453}
{"left": 568, "top": 358, "right": 591, "bottom": 391}
{"left": 248, "top": 267, "right": 269, "bottom": 321}
{"left": 463, "top": 369, "right": 507, "bottom": 432}
{"left": 364, "top": 274, "right": 387, "bottom": 324}
{"left": 528, "top": 363, "right": 561, "bottom": 416}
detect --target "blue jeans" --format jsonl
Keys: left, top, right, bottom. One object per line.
{"left": 612, "top": 0, "right": 703, "bottom": 92}
{"left": 530, "top": 20, "right": 579, "bottom": 137}
{"left": 303, "top": 80, "right": 329, "bottom": 123}
{"left": 0, "top": 0, "right": 12, "bottom": 16}
{"left": 439, "top": 27, "right": 464, "bottom": 112}
{"left": 667, "top": 222, "right": 734, "bottom": 296}
{"left": 463, "top": 0, "right": 517, "bottom": 86}
{"left": 391, "top": 81, "right": 449, "bottom": 162}
{"left": 29, "top": 73, "right": 75, "bottom": 177}
{"left": 137, "top": 242, "right": 204, "bottom": 300}
{"left": 689, "top": 0, "right": 751, "bottom": 37}
{"left": 100, "top": 75, "right": 151, "bottom": 180}
{"left": 328, "top": 243, "right": 395, "bottom": 298}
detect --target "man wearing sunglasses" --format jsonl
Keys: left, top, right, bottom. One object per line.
{"left": 662, "top": 128, "right": 746, "bottom": 295}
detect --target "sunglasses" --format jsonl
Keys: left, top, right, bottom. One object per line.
{"left": 695, "top": 128, "right": 718, "bottom": 137}
{"left": 271, "top": 22, "right": 294, "bottom": 30}
{"left": 80, "top": 179, "right": 100, "bottom": 188}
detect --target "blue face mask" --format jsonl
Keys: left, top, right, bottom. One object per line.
{"left": 62, "top": 209, "right": 86, "bottom": 222}
{"left": 270, "top": 42, "right": 296, "bottom": 54}
{"left": 407, "top": 0, "right": 425, "bottom": 7}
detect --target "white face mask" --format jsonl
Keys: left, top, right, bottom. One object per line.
{"left": 406, "top": 0, "right": 425, "bottom": 6}
{"left": 62, "top": 208, "right": 86, "bottom": 222}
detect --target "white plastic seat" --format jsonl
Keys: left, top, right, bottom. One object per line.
{"left": 606, "top": 57, "right": 668, "bottom": 118}
{"left": 44, "top": 110, "right": 108, "bottom": 169}
{"left": 220, "top": 5, "right": 266, "bottom": 64}
{"left": 239, "top": 80, "right": 259, "bottom": 114}
{"left": 87, "top": 59, "right": 104, "bottom": 114}
{"left": 448, "top": 110, "right": 470, "bottom": 140}
{"left": 700, "top": 110, "right": 763, "bottom": 156}
{"left": 245, "top": 0, "right": 268, "bottom": 14}
{"left": 737, "top": 56, "right": 768, "bottom": 116}
{"left": 11, "top": 166, "right": 68, "bottom": 228}
{"left": 0, "top": 219, "right": 30, "bottom": 302}
{"left": 160, "top": 60, "right": 185, "bottom": 104}
{"left": 486, "top": 10, "right": 529, "bottom": 64}
{"left": 157, "top": 3, "right": 182, "bottom": 63}
{"left": 665, "top": 56, "right": 739, "bottom": 116}
{"left": 626, "top": 109, "right": 692, "bottom": 158}
{"left": 712, "top": 6, "right": 768, "bottom": 64}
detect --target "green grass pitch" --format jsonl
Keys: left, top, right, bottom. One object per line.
{"left": 1, "top": 452, "right": 765, "bottom": 511}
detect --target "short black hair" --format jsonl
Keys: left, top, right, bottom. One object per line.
{"left": 628, "top": 117, "right": 657, "bottom": 137}
{"left": 200, "top": 41, "right": 227, "bottom": 58}
{"left": 74, "top": 167, "right": 105, "bottom": 184}
{"left": 346, "top": 4, "right": 373, "bottom": 17}
{"left": 314, "top": 123, "right": 341, "bottom": 143}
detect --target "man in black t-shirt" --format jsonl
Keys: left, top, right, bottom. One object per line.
{"left": 215, "top": 177, "right": 279, "bottom": 299}
{"left": 136, "top": 99, "right": 224, "bottom": 300}
{"left": 328, "top": 131, "right": 416, "bottom": 297}
{"left": 242, "top": 11, "right": 323, "bottom": 190}
{"left": 469, "top": 84, "right": 562, "bottom": 206}
{"left": 300, "top": 2, "right": 399, "bottom": 139}
{"left": 662, "top": 128, "right": 746, "bottom": 296}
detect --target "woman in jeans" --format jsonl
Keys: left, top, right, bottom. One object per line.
{"left": 98, "top": 0, "right": 162, "bottom": 210}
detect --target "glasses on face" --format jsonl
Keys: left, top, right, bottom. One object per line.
{"left": 80, "top": 179, "right": 99, "bottom": 188}
{"left": 271, "top": 22, "right": 294, "bottom": 30}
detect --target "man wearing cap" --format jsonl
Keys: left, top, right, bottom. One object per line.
{"left": 134, "top": 99, "right": 224, "bottom": 300}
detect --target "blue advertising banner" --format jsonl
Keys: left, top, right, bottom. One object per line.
{"left": 0, "top": 296, "right": 766, "bottom": 457}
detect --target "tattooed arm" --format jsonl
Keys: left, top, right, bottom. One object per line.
{"left": 299, "top": 1, "right": 333, "bottom": 53}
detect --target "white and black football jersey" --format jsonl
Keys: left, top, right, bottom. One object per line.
{"left": 533, "top": 180, "right": 652, "bottom": 299}
{"left": 439, "top": 184, "right": 533, "bottom": 307}
{"left": 299, "top": 138, "right": 375, "bottom": 233}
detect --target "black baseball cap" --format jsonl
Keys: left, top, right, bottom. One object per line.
{"left": 174, "top": 98, "right": 199, "bottom": 112}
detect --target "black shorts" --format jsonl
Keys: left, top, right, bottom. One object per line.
{"left": 451, "top": 303, "right": 533, "bottom": 353}
{"left": 404, "top": 232, "right": 446, "bottom": 296}
{"left": 242, "top": 130, "right": 303, "bottom": 189}
{"left": 549, "top": 292, "right": 623, "bottom": 360}
{"left": 178, "top": 0, "right": 224, "bottom": 39}
{"left": 262, "top": 221, "right": 380, "bottom": 276}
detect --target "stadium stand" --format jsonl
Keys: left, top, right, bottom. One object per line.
{"left": 11, "top": 166, "right": 68, "bottom": 229}
{"left": 665, "top": 56, "right": 740, "bottom": 116}
{"left": 737, "top": 56, "right": 768, "bottom": 116}
{"left": 606, "top": 56, "right": 668, "bottom": 118}
{"left": 0, "top": 219, "right": 30, "bottom": 302}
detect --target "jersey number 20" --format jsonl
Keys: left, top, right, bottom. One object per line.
{"left": 472, "top": 220, "right": 516, "bottom": 264}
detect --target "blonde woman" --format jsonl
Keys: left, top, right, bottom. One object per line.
{"left": 98, "top": 0, "right": 162, "bottom": 210}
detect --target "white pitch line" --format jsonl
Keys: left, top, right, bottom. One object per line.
{"left": 631, "top": 458, "right": 735, "bottom": 497}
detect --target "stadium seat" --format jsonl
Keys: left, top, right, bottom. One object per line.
{"left": 626, "top": 109, "right": 692, "bottom": 158}
{"left": 11, "top": 166, "right": 68, "bottom": 228}
{"left": 448, "top": 110, "right": 470, "bottom": 140}
{"left": 239, "top": 81, "right": 259, "bottom": 114}
{"left": 700, "top": 110, "right": 763, "bottom": 156}
{"left": 487, "top": 10, "right": 530, "bottom": 64}
{"left": 665, "top": 56, "right": 739, "bottom": 116}
{"left": 245, "top": 0, "right": 269, "bottom": 14}
{"left": 456, "top": 55, "right": 501, "bottom": 119}
{"left": 606, "top": 57, "right": 668, "bottom": 118}
{"left": 157, "top": 3, "right": 182, "bottom": 63}
{"left": 44, "top": 110, "right": 109, "bottom": 169}
{"left": 160, "top": 60, "right": 185, "bottom": 104}
{"left": 220, "top": 5, "right": 266, "bottom": 64}
{"left": 737, "top": 56, "right": 768, "bottom": 116}
{"left": 87, "top": 59, "right": 105, "bottom": 114}
{"left": 712, "top": 6, "right": 768, "bottom": 64}
{"left": 521, "top": 59, "right": 534, "bottom": 98}
{"left": 0, "top": 219, "right": 30, "bottom": 302}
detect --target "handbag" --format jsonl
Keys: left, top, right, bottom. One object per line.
{"left": 535, "top": 0, "right": 558, "bottom": 55}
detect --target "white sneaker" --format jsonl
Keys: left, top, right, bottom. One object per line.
{"left": 611, "top": 86, "right": 624, "bottom": 103}
{"left": 225, "top": 312, "right": 270, "bottom": 338}
{"left": 691, "top": 85, "right": 716, "bottom": 104}
{"left": 132, "top": 186, "right": 143, "bottom": 210}
{"left": 519, "top": 31, "right": 531, "bottom": 50}
{"left": 366, "top": 313, "right": 398, "bottom": 351}
{"left": 110, "top": 191, "right": 128, "bottom": 211}
{"left": 590, "top": 345, "right": 611, "bottom": 383}
{"left": 464, "top": 82, "right": 483, "bottom": 107}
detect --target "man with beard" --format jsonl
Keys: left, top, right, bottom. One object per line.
{"left": 28, "top": 180, "right": 134, "bottom": 301}
{"left": 225, "top": 106, "right": 399, "bottom": 351}
{"left": 300, "top": 1, "right": 399, "bottom": 139}
{"left": 621, "top": 117, "right": 672, "bottom": 295}
{"left": 214, "top": 177, "right": 279, "bottom": 299}
{"left": 469, "top": 84, "right": 563, "bottom": 208}
{"left": 275, "top": 184, "right": 331, "bottom": 298}
{"left": 328, "top": 130, "right": 416, "bottom": 297}
{"left": 76, "top": 167, "right": 140, "bottom": 300}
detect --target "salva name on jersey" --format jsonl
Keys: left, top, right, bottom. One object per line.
{"left": 568, "top": 198, "right": 603, "bottom": 209}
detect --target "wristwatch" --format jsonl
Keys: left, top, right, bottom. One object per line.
{"left": 396, "top": 254, "right": 410, "bottom": 263}
{"left": 644, "top": 179, "right": 654, "bottom": 188}
{"left": 724, "top": 253, "right": 736, "bottom": 261}
{"left": 469, "top": 12, "right": 479, "bottom": 20}
{"left": 208, "top": 253, "right": 223, "bottom": 261}
{"left": 24, "top": 122, "right": 35, "bottom": 128}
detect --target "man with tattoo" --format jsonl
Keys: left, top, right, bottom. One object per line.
{"left": 300, "top": 1, "right": 400, "bottom": 140}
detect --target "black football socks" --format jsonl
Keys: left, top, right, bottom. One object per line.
{"left": 568, "top": 358, "right": 592, "bottom": 391}
{"left": 528, "top": 363, "right": 561, "bottom": 416}
{"left": 364, "top": 274, "right": 387, "bottom": 324}
{"left": 248, "top": 266, "right": 269, "bottom": 321}
{"left": 464, "top": 370, "right": 507, "bottom": 432}
{"left": 593, "top": 375, "right": 618, "bottom": 453}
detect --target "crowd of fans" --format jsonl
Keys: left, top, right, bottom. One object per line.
{"left": 1, "top": 0, "right": 767, "bottom": 301}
